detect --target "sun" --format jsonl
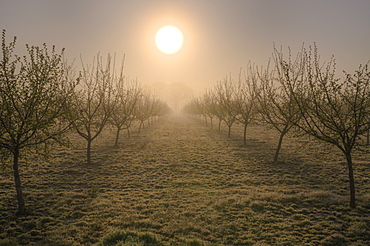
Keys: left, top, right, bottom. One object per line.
{"left": 155, "top": 26, "right": 183, "bottom": 54}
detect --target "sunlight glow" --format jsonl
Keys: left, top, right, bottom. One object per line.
{"left": 155, "top": 26, "right": 183, "bottom": 54}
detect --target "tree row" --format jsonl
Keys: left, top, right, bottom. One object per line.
{"left": 183, "top": 44, "right": 370, "bottom": 209}
{"left": 0, "top": 30, "right": 171, "bottom": 214}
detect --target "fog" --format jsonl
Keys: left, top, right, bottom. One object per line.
{"left": 144, "top": 81, "right": 195, "bottom": 113}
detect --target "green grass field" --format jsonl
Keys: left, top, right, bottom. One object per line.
{"left": 1, "top": 114, "right": 369, "bottom": 245}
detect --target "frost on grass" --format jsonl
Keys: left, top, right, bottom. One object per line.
{"left": 0, "top": 114, "right": 369, "bottom": 245}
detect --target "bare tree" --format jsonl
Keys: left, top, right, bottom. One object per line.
{"left": 288, "top": 45, "right": 370, "bottom": 208}
{"left": 234, "top": 65, "right": 259, "bottom": 145}
{"left": 110, "top": 76, "right": 141, "bottom": 145}
{"left": 214, "top": 77, "right": 238, "bottom": 137}
{"left": 135, "top": 92, "right": 159, "bottom": 133}
{"left": 70, "top": 54, "right": 115, "bottom": 165}
{"left": 182, "top": 97, "right": 205, "bottom": 120}
{"left": 257, "top": 46, "right": 304, "bottom": 163}
{"left": 153, "top": 100, "right": 172, "bottom": 118}
{"left": 0, "top": 30, "right": 77, "bottom": 214}
{"left": 192, "top": 95, "right": 209, "bottom": 126}
{"left": 199, "top": 96, "right": 210, "bottom": 127}
{"left": 202, "top": 90, "right": 217, "bottom": 128}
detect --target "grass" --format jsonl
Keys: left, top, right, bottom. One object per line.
{"left": 0, "top": 114, "right": 369, "bottom": 245}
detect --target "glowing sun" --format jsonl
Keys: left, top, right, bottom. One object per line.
{"left": 155, "top": 26, "right": 183, "bottom": 54}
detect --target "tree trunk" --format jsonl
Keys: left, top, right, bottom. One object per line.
{"left": 218, "top": 119, "right": 222, "bottom": 132}
{"left": 210, "top": 117, "right": 213, "bottom": 129}
{"left": 114, "top": 128, "right": 121, "bottom": 147}
{"left": 127, "top": 127, "right": 131, "bottom": 139}
{"left": 243, "top": 123, "right": 248, "bottom": 146}
{"left": 138, "top": 121, "right": 143, "bottom": 134}
{"left": 87, "top": 139, "right": 92, "bottom": 165}
{"left": 13, "top": 148, "right": 25, "bottom": 215}
{"left": 228, "top": 124, "right": 232, "bottom": 138}
{"left": 204, "top": 116, "right": 208, "bottom": 127}
{"left": 273, "top": 129, "right": 287, "bottom": 164}
{"left": 344, "top": 151, "right": 356, "bottom": 209}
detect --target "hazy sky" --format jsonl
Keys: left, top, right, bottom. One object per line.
{"left": 1, "top": 0, "right": 370, "bottom": 93}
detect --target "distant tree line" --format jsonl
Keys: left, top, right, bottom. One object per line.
{"left": 0, "top": 30, "right": 171, "bottom": 214}
{"left": 183, "top": 44, "right": 370, "bottom": 209}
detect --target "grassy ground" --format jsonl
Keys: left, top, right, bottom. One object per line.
{"left": 0, "top": 114, "right": 370, "bottom": 245}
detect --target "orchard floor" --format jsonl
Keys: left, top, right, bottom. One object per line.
{"left": 1, "top": 114, "right": 370, "bottom": 245}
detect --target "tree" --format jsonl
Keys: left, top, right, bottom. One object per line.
{"left": 70, "top": 54, "right": 115, "bottom": 165}
{"left": 110, "top": 77, "right": 141, "bottom": 145}
{"left": 197, "top": 95, "right": 210, "bottom": 127}
{"left": 214, "top": 77, "right": 238, "bottom": 137}
{"left": 0, "top": 30, "right": 77, "bottom": 214}
{"left": 288, "top": 45, "right": 370, "bottom": 208}
{"left": 154, "top": 101, "right": 172, "bottom": 117}
{"left": 182, "top": 97, "right": 205, "bottom": 120}
{"left": 186, "top": 95, "right": 210, "bottom": 126}
{"left": 202, "top": 91, "right": 217, "bottom": 128}
{"left": 234, "top": 65, "right": 259, "bottom": 145}
{"left": 257, "top": 46, "right": 304, "bottom": 163}
{"left": 135, "top": 92, "right": 159, "bottom": 133}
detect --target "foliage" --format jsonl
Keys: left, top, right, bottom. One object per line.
{"left": 0, "top": 30, "right": 75, "bottom": 155}
{"left": 0, "top": 29, "right": 77, "bottom": 214}
{"left": 292, "top": 46, "right": 370, "bottom": 152}
{"left": 183, "top": 43, "right": 370, "bottom": 208}
{"left": 287, "top": 44, "right": 370, "bottom": 208}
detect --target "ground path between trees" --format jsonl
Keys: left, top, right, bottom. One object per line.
{"left": 70, "top": 113, "right": 262, "bottom": 243}
{"left": 126, "top": 113, "right": 250, "bottom": 194}
{"left": 2, "top": 113, "right": 370, "bottom": 245}
{"left": 91, "top": 113, "right": 256, "bottom": 214}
